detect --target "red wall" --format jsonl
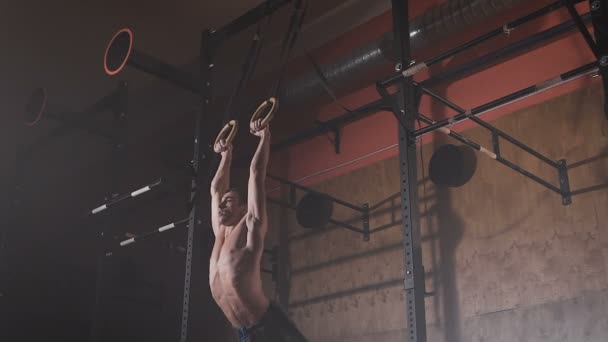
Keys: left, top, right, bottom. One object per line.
{"left": 271, "top": 1, "right": 599, "bottom": 187}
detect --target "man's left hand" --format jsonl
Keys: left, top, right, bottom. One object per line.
{"left": 250, "top": 119, "right": 269, "bottom": 137}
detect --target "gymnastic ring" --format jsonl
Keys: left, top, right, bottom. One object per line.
{"left": 251, "top": 97, "right": 279, "bottom": 128}
{"left": 214, "top": 120, "right": 238, "bottom": 149}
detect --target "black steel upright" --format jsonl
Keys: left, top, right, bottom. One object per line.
{"left": 589, "top": 0, "right": 608, "bottom": 119}
{"left": 89, "top": 81, "right": 129, "bottom": 342}
{"left": 179, "top": 29, "right": 215, "bottom": 342}
{"left": 179, "top": 3, "right": 298, "bottom": 340}
{"left": 390, "top": 0, "right": 427, "bottom": 341}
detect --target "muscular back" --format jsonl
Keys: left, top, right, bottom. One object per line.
{"left": 209, "top": 214, "right": 269, "bottom": 328}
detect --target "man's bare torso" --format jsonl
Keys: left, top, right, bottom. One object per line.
{"left": 209, "top": 215, "right": 269, "bottom": 328}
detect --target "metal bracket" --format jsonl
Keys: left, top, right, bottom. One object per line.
{"left": 492, "top": 131, "right": 501, "bottom": 158}
{"left": 315, "top": 120, "right": 342, "bottom": 154}
{"left": 375, "top": 83, "right": 412, "bottom": 141}
{"left": 111, "top": 80, "right": 129, "bottom": 121}
{"left": 261, "top": 247, "right": 279, "bottom": 282}
{"left": 188, "top": 160, "right": 197, "bottom": 178}
{"left": 362, "top": 203, "right": 370, "bottom": 241}
{"left": 332, "top": 125, "right": 341, "bottom": 154}
{"left": 558, "top": 159, "right": 572, "bottom": 205}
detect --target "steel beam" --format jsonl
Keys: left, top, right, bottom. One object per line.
{"left": 179, "top": 29, "right": 215, "bottom": 342}
{"left": 211, "top": 0, "right": 294, "bottom": 46}
{"left": 391, "top": 0, "right": 427, "bottom": 341}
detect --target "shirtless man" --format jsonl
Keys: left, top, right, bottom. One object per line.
{"left": 209, "top": 119, "right": 307, "bottom": 342}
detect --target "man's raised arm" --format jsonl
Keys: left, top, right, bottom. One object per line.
{"left": 247, "top": 120, "right": 270, "bottom": 247}
{"left": 210, "top": 141, "right": 231, "bottom": 236}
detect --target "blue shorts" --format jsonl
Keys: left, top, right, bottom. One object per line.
{"left": 237, "top": 302, "right": 307, "bottom": 342}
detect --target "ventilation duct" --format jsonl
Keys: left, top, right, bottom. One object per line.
{"left": 278, "top": 0, "right": 526, "bottom": 109}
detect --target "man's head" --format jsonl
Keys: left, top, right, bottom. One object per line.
{"left": 218, "top": 187, "right": 247, "bottom": 226}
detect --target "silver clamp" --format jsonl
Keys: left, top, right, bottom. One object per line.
{"left": 402, "top": 62, "right": 428, "bottom": 78}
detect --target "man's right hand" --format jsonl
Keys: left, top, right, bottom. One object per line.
{"left": 214, "top": 139, "right": 231, "bottom": 154}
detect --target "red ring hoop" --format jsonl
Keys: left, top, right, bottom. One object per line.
{"left": 24, "top": 87, "right": 47, "bottom": 127}
{"left": 104, "top": 28, "right": 134, "bottom": 76}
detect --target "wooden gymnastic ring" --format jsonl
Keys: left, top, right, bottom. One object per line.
{"left": 214, "top": 120, "right": 238, "bottom": 149}
{"left": 251, "top": 97, "right": 279, "bottom": 128}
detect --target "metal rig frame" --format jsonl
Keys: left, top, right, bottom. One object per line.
{"left": 71, "top": 0, "right": 605, "bottom": 341}
{"left": 183, "top": 2, "right": 295, "bottom": 342}
{"left": 10, "top": 81, "right": 130, "bottom": 342}
{"left": 267, "top": 174, "right": 371, "bottom": 241}
{"left": 268, "top": 0, "right": 603, "bottom": 340}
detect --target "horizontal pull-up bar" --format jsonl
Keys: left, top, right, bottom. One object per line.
{"left": 377, "top": 63, "right": 579, "bottom": 203}
{"left": 417, "top": 85, "right": 560, "bottom": 169}
{"left": 88, "top": 178, "right": 164, "bottom": 216}
{"left": 380, "top": 0, "right": 585, "bottom": 87}
{"left": 495, "top": 155, "right": 563, "bottom": 194}
{"left": 416, "top": 114, "right": 491, "bottom": 158}
{"left": 414, "top": 61, "right": 598, "bottom": 137}
{"left": 119, "top": 217, "right": 189, "bottom": 247}
{"left": 420, "top": 12, "right": 592, "bottom": 89}
{"left": 416, "top": 113, "right": 567, "bottom": 199}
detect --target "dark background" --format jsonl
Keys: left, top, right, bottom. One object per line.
{"left": 0, "top": 1, "right": 392, "bottom": 341}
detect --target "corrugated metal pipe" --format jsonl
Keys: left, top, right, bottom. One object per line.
{"left": 277, "top": 0, "right": 526, "bottom": 109}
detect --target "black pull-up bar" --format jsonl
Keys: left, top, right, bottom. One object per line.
{"left": 379, "top": 0, "right": 587, "bottom": 88}
{"left": 413, "top": 61, "right": 598, "bottom": 137}
{"left": 87, "top": 178, "right": 164, "bottom": 216}
{"left": 380, "top": 0, "right": 584, "bottom": 87}
{"left": 417, "top": 85, "right": 560, "bottom": 169}
{"left": 420, "top": 12, "right": 592, "bottom": 88}
{"left": 119, "top": 217, "right": 189, "bottom": 247}
{"left": 413, "top": 87, "right": 571, "bottom": 201}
